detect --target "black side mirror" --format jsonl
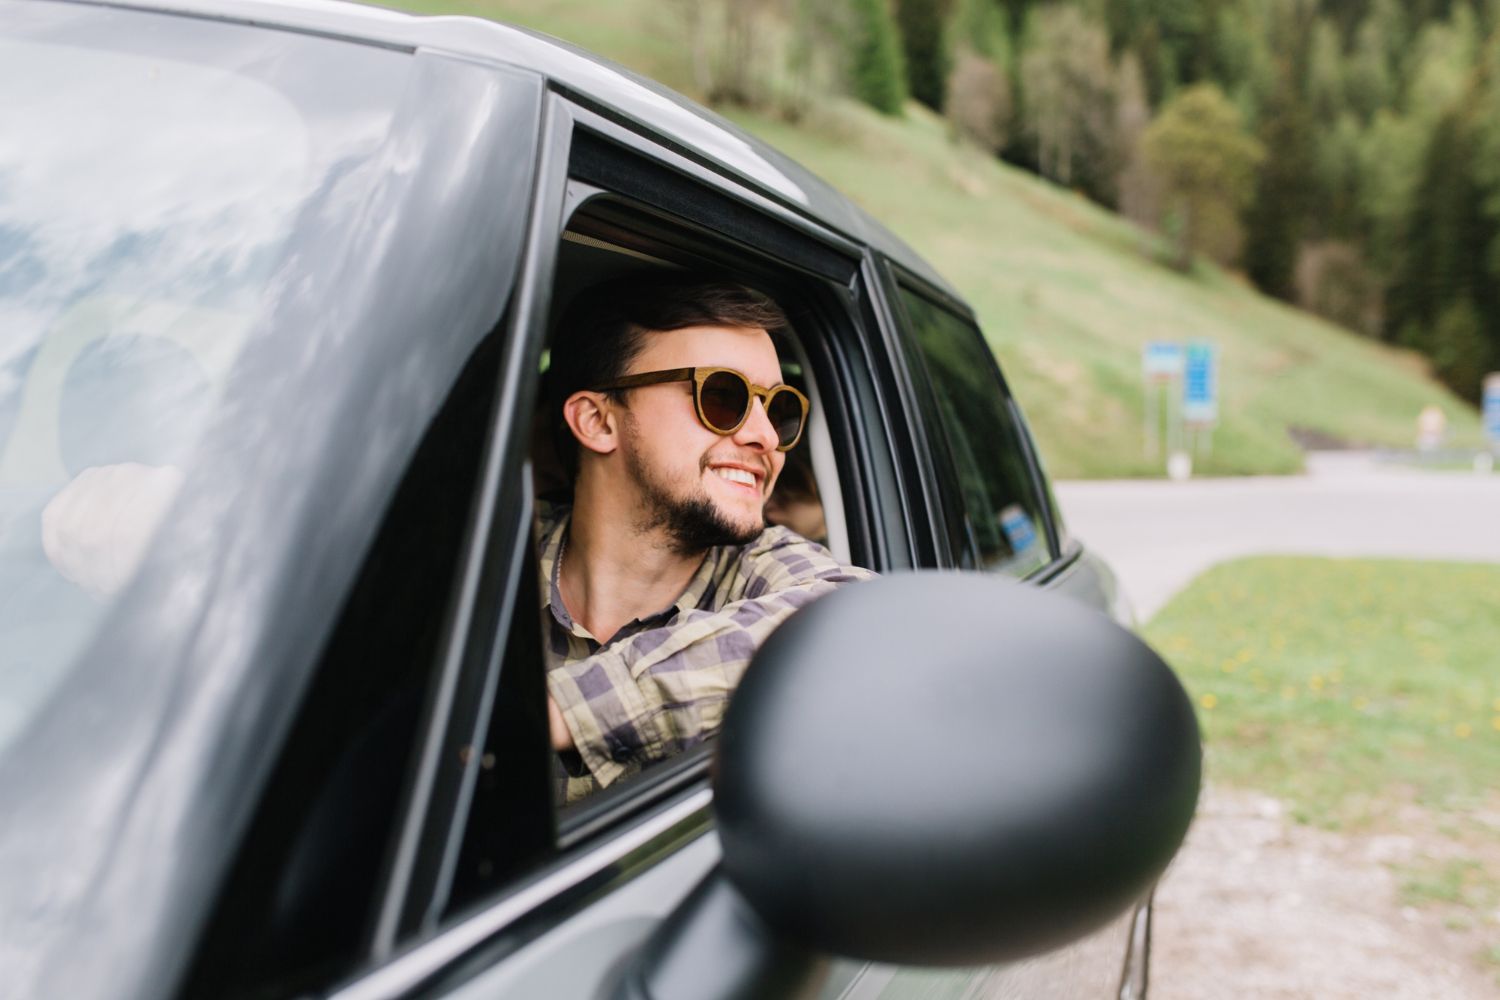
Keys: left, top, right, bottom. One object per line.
{"left": 617, "top": 573, "right": 1200, "bottom": 1000}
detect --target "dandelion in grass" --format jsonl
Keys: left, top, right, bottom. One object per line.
{"left": 1309, "top": 675, "right": 1325, "bottom": 693}
{"left": 1199, "top": 693, "right": 1218, "bottom": 710}
{"left": 1454, "top": 723, "right": 1472, "bottom": 739}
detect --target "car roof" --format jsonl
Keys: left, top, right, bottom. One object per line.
{"left": 73, "top": 0, "right": 961, "bottom": 299}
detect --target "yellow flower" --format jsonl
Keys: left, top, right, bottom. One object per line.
{"left": 1200, "top": 693, "right": 1219, "bottom": 710}
{"left": 1354, "top": 697, "right": 1370, "bottom": 711}
{"left": 1454, "top": 723, "right": 1472, "bottom": 740}
{"left": 1491, "top": 716, "right": 1500, "bottom": 732}
{"left": 1221, "top": 660, "right": 1237, "bottom": 674}
{"left": 1281, "top": 686, "right": 1297, "bottom": 700}
{"left": 1309, "top": 675, "right": 1325, "bottom": 692}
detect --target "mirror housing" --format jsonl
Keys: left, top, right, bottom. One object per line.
{"left": 625, "top": 572, "right": 1200, "bottom": 998}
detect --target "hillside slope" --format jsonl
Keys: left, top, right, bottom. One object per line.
{"left": 387, "top": 0, "right": 1484, "bottom": 478}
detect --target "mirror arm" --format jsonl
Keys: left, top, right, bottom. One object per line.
{"left": 612, "top": 866, "right": 828, "bottom": 1000}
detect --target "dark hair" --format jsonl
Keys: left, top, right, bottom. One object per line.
{"left": 547, "top": 271, "right": 789, "bottom": 478}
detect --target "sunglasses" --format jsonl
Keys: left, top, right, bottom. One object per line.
{"left": 591, "top": 366, "right": 810, "bottom": 451}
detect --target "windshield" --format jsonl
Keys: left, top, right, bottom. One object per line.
{"left": 0, "top": 2, "right": 408, "bottom": 755}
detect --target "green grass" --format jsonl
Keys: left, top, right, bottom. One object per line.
{"left": 1397, "top": 857, "right": 1499, "bottom": 910}
{"left": 372, "top": 0, "right": 1487, "bottom": 478}
{"left": 1144, "top": 557, "right": 1500, "bottom": 830}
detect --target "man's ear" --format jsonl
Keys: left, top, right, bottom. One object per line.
{"left": 562, "top": 390, "right": 620, "bottom": 457}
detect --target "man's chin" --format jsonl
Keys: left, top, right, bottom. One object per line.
{"left": 655, "top": 495, "right": 762, "bottom": 554}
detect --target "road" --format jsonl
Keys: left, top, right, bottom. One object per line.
{"left": 1054, "top": 452, "right": 1500, "bottom": 620}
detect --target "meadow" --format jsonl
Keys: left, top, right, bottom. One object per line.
{"left": 382, "top": 0, "right": 1485, "bottom": 478}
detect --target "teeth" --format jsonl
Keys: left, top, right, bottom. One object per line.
{"left": 713, "top": 467, "right": 756, "bottom": 487}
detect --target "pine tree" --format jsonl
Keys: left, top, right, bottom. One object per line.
{"left": 848, "top": 0, "right": 909, "bottom": 115}
{"left": 1242, "top": 74, "right": 1316, "bottom": 297}
{"left": 897, "top": 0, "right": 952, "bottom": 112}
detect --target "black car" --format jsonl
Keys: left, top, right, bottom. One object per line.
{"left": 0, "top": 2, "right": 1200, "bottom": 998}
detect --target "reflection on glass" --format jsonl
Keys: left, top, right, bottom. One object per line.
{"left": 0, "top": 5, "right": 405, "bottom": 754}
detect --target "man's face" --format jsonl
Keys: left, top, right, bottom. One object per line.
{"left": 615, "top": 324, "right": 787, "bottom": 553}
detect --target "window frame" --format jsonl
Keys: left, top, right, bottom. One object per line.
{"left": 879, "top": 259, "right": 1067, "bottom": 577}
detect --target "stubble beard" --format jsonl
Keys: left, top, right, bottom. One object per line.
{"left": 624, "top": 442, "right": 763, "bottom": 556}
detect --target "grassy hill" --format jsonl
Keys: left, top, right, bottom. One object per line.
{"left": 383, "top": 0, "right": 1485, "bottom": 478}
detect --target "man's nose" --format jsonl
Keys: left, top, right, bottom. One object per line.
{"left": 733, "top": 397, "right": 779, "bottom": 452}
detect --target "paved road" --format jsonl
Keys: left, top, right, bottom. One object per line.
{"left": 1055, "top": 452, "right": 1500, "bottom": 620}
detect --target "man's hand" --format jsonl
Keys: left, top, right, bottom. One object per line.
{"left": 547, "top": 694, "right": 576, "bottom": 752}
{"left": 41, "top": 462, "right": 185, "bottom": 600}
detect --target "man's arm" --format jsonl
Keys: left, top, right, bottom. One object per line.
{"left": 547, "top": 527, "right": 873, "bottom": 788}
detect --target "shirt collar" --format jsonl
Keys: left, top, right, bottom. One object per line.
{"left": 538, "top": 503, "right": 724, "bottom": 636}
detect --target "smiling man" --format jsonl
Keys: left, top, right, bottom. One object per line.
{"left": 542, "top": 273, "right": 873, "bottom": 801}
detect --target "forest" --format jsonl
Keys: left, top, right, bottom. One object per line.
{"left": 672, "top": 0, "right": 1500, "bottom": 404}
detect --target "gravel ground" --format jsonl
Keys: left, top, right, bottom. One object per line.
{"left": 1150, "top": 786, "right": 1500, "bottom": 1000}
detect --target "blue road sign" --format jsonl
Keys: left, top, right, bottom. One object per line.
{"left": 999, "top": 504, "right": 1038, "bottom": 554}
{"left": 1182, "top": 341, "right": 1218, "bottom": 424}
{"left": 1484, "top": 373, "right": 1500, "bottom": 447}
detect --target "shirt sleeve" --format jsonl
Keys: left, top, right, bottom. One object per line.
{"left": 547, "top": 528, "right": 875, "bottom": 789}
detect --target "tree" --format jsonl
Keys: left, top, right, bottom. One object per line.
{"left": 948, "top": 0, "right": 1011, "bottom": 62}
{"left": 847, "top": 0, "right": 909, "bottom": 115}
{"left": 897, "top": 0, "right": 952, "bottom": 111}
{"left": 1356, "top": 110, "right": 1429, "bottom": 274}
{"left": 946, "top": 47, "right": 1012, "bottom": 152}
{"left": 1114, "top": 52, "right": 1160, "bottom": 227}
{"left": 1018, "top": 5, "right": 1115, "bottom": 194}
{"left": 1143, "top": 83, "right": 1265, "bottom": 269}
{"left": 1305, "top": 16, "right": 1345, "bottom": 122}
{"left": 1344, "top": 16, "right": 1394, "bottom": 121}
{"left": 1241, "top": 74, "right": 1316, "bottom": 297}
{"left": 1424, "top": 299, "right": 1492, "bottom": 399}
{"left": 1385, "top": 102, "right": 1500, "bottom": 399}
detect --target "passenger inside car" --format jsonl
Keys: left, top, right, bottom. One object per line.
{"left": 536, "top": 270, "right": 872, "bottom": 803}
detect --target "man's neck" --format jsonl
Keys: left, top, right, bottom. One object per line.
{"left": 559, "top": 493, "right": 707, "bottom": 645}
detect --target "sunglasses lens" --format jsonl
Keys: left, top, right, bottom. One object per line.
{"left": 767, "top": 389, "right": 807, "bottom": 448}
{"left": 699, "top": 370, "right": 750, "bottom": 433}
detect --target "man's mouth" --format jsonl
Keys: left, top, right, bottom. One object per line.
{"left": 708, "top": 464, "right": 762, "bottom": 493}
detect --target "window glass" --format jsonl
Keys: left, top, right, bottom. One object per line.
{"left": 898, "top": 290, "right": 1053, "bottom": 576}
{"left": 0, "top": 3, "right": 408, "bottom": 759}
{"left": 182, "top": 333, "right": 503, "bottom": 998}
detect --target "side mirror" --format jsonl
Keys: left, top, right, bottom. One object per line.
{"left": 618, "top": 573, "right": 1200, "bottom": 1000}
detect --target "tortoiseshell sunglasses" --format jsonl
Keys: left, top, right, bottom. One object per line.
{"left": 591, "top": 366, "right": 810, "bottom": 451}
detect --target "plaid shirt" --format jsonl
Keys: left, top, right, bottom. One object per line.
{"left": 539, "top": 503, "right": 874, "bottom": 802}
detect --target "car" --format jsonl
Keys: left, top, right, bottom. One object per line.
{"left": 0, "top": 1, "right": 1201, "bottom": 998}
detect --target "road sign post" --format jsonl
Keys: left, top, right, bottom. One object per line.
{"left": 1142, "top": 342, "right": 1184, "bottom": 461}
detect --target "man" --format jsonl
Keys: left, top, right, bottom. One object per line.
{"left": 542, "top": 273, "right": 873, "bottom": 801}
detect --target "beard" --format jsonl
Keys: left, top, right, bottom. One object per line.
{"left": 624, "top": 440, "right": 763, "bottom": 556}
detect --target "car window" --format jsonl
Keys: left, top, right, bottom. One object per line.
{"left": 896, "top": 288, "right": 1055, "bottom": 577}
{"left": 0, "top": 2, "right": 410, "bottom": 761}
{"left": 181, "top": 333, "right": 505, "bottom": 999}
{"left": 432, "top": 182, "right": 886, "bottom": 926}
